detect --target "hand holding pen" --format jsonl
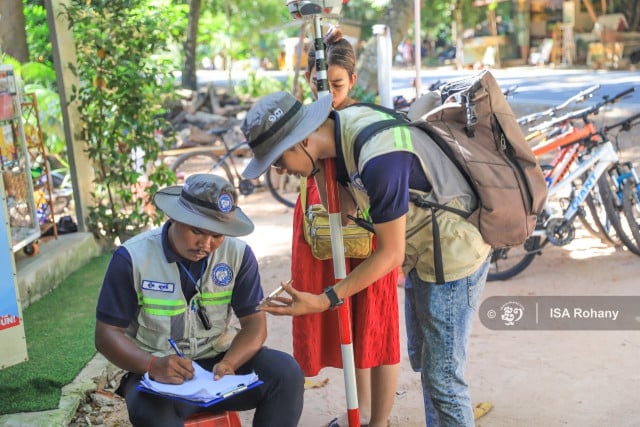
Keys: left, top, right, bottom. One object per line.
{"left": 257, "top": 279, "right": 293, "bottom": 309}
{"left": 148, "top": 338, "right": 194, "bottom": 384}
{"left": 168, "top": 338, "right": 185, "bottom": 358}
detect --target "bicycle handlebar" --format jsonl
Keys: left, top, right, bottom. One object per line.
{"left": 556, "top": 84, "right": 600, "bottom": 111}
{"left": 602, "top": 112, "right": 640, "bottom": 134}
{"left": 503, "top": 85, "right": 518, "bottom": 97}
{"left": 528, "top": 87, "right": 635, "bottom": 132}
{"left": 517, "top": 84, "right": 600, "bottom": 126}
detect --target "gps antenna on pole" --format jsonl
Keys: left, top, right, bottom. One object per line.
{"left": 285, "top": 2, "right": 360, "bottom": 426}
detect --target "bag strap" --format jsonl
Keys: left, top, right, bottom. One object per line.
{"left": 353, "top": 119, "right": 405, "bottom": 166}
{"left": 300, "top": 176, "right": 308, "bottom": 208}
{"left": 430, "top": 207, "right": 445, "bottom": 284}
{"left": 332, "top": 111, "right": 351, "bottom": 187}
{"left": 416, "top": 123, "right": 476, "bottom": 198}
{"left": 346, "top": 104, "right": 409, "bottom": 167}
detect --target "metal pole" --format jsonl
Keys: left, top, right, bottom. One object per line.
{"left": 312, "top": 13, "right": 360, "bottom": 427}
{"left": 285, "top": 2, "right": 359, "bottom": 425}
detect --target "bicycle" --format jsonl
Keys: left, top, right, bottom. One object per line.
{"left": 167, "top": 126, "right": 297, "bottom": 208}
{"left": 514, "top": 85, "right": 618, "bottom": 244}
{"left": 528, "top": 88, "right": 638, "bottom": 249}
{"left": 489, "top": 88, "right": 640, "bottom": 281}
{"left": 597, "top": 116, "right": 640, "bottom": 254}
{"left": 520, "top": 86, "right": 637, "bottom": 247}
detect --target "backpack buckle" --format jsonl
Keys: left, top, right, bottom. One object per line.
{"left": 465, "top": 103, "right": 477, "bottom": 137}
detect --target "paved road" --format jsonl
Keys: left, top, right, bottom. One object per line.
{"left": 391, "top": 67, "right": 640, "bottom": 112}
{"left": 194, "top": 66, "right": 640, "bottom": 113}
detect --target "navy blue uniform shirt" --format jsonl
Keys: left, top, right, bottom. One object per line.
{"left": 359, "top": 151, "right": 430, "bottom": 223}
{"left": 96, "top": 221, "right": 263, "bottom": 328}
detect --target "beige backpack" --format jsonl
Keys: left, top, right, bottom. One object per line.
{"left": 348, "top": 70, "right": 548, "bottom": 249}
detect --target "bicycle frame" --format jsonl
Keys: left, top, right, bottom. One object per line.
{"left": 534, "top": 138, "right": 618, "bottom": 236}
{"left": 532, "top": 122, "right": 597, "bottom": 190}
{"left": 216, "top": 140, "right": 251, "bottom": 175}
{"left": 531, "top": 122, "right": 596, "bottom": 157}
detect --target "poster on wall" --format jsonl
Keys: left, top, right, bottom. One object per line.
{"left": 0, "top": 177, "right": 29, "bottom": 369}
{"left": 0, "top": 262, "right": 21, "bottom": 332}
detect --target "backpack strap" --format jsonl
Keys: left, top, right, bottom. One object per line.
{"left": 411, "top": 122, "right": 477, "bottom": 200}
{"left": 353, "top": 118, "right": 407, "bottom": 166}
{"left": 408, "top": 193, "right": 469, "bottom": 285}
{"left": 332, "top": 111, "right": 351, "bottom": 187}
{"left": 344, "top": 103, "right": 410, "bottom": 166}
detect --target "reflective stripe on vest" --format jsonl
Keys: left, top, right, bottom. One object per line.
{"left": 140, "top": 296, "right": 187, "bottom": 316}
{"left": 201, "top": 290, "right": 232, "bottom": 306}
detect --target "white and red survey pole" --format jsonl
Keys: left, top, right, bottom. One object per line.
{"left": 286, "top": 1, "right": 359, "bottom": 426}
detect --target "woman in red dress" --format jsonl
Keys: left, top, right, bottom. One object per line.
{"left": 290, "top": 27, "right": 400, "bottom": 427}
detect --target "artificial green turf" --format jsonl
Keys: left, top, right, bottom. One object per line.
{"left": 0, "top": 254, "right": 111, "bottom": 415}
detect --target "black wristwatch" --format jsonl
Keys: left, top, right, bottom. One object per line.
{"left": 323, "top": 286, "right": 344, "bottom": 310}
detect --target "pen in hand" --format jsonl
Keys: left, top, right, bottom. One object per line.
{"left": 168, "top": 338, "right": 184, "bottom": 358}
{"left": 257, "top": 279, "right": 293, "bottom": 309}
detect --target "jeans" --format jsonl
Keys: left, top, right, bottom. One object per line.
{"left": 405, "top": 258, "right": 489, "bottom": 427}
{"left": 120, "top": 347, "right": 304, "bottom": 427}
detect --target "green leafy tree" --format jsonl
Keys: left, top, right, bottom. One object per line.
{"left": 23, "top": 1, "right": 52, "bottom": 65}
{"left": 63, "top": 0, "right": 181, "bottom": 244}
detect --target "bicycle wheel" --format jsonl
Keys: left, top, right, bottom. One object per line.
{"left": 487, "top": 236, "right": 543, "bottom": 281}
{"left": 265, "top": 169, "right": 298, "bottom": 208}
{"left": 620, "top": 180, "right": 640, "bottom": 255}
{"left": 581, "top": 190, "right": 621, "bottom": 246}
{"left": 171, "top": 150, "right": 234, "bottom": 185}
{"left": 598, "top": 169, "right": 640, "bottom": 253}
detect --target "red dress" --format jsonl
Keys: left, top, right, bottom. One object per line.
{"left": 291, "top": 177, "right": 400, "bottom": 376}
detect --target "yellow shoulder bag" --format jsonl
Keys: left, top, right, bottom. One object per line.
{"left": 300, "top": 177, "right": 373, "bottom": 260}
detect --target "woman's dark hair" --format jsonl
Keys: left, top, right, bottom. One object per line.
{"left": 306, "top": 26, "right": 356, "bottom": 76}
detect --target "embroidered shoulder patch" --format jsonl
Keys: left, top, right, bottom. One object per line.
{"left": 349, "top": 171, "right": 366, "bottom": 193}
{"left": 212, "top": 263, "right": 233, "bottom": 286}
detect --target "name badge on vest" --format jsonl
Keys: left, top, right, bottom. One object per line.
{"left": 142, "top": 280, "right": 175, "bottom": 293}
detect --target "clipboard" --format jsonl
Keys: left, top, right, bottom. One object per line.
{"left": 136, "top": 379, "right": 263, "bottom": 407}
{"left": 135, "top": 362, "right": 262, "bottom": 407}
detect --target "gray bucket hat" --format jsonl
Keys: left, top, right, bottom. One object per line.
{"left": 241, "top": 91, "right": 333, "bottom": 179}
{"left": 154, "top": 174, "right": 254, "bottom": 237}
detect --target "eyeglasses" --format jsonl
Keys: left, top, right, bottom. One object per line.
{"left": 272, "top": 155, "right": 284, "bottom": 170}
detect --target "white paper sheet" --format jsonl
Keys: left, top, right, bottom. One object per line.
{"left": 139, "top": 361, "right": 259, "bottom": 402}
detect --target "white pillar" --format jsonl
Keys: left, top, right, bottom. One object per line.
{"left": 373, "top": 24, "right": 393, "bottom": 108}
{"left": 414, "top": 0, "right": 421, "bottom": 97}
